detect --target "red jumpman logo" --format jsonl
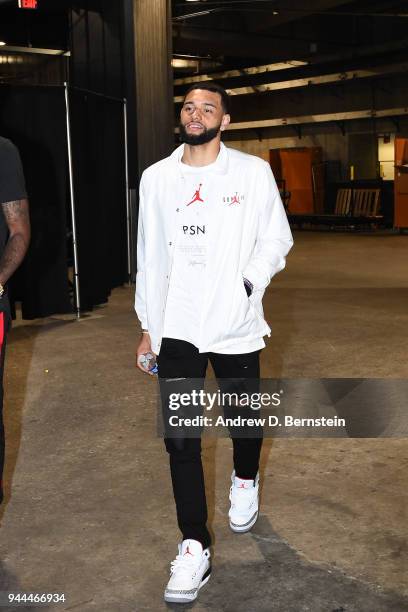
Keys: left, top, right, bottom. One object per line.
{"left": 184, "top": 545, "right": 194, "bottom": 556}
{"left": 229, "top": 193, "right": 240, "bottom": 205}
{"left": 238, "top": 482, "right": 247, "bottom": 488}
{"left": 186, "top": 183, "right": 204, "bottom": 206}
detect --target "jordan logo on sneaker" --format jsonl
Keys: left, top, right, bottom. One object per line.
{"left": 186, "top": 184, "right": 204, "bottom": 206}
{"left": 183, "top": 545, "right": 194, "bottom": 556}
{"left": 238, "top": 483, "right": 247, "bottom": 488}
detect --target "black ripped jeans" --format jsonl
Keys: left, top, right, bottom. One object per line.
{"left": 157, "top": 337, "right": 263, "bottom": 549}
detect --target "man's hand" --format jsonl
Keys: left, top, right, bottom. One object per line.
{"left": 136, "top": 332, "right": 157, "bottom": 375}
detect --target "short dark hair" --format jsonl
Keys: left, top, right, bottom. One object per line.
{"left": 183, "top": 81, "right": 230, "bottom": 114}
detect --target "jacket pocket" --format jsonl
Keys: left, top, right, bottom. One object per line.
{"left": 225, "top": 277, "right": 257, "bottom": 338}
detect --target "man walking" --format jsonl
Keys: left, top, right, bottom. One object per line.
{"left": 0, "top": 136, "right": 30, "bottom": 503}
{"left": 135, "top": 82, "right": 293, "bottom": 603}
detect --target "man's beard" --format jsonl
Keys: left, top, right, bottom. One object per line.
{"left": 179, "top": 121, "right": 221, "bottom": 145}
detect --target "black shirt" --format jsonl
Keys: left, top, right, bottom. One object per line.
{"left": 0, "top": 137, "right": 28, "bottom": 313}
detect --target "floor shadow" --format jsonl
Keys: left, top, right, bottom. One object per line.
{"left": 165, "top": 515, "right": 408, "bottom": 612}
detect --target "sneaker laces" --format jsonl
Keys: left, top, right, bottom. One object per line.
{"left": 170, "top": 553, "right": 199, "bottom": 575}
{"left": 229, "top": 484, "right": 255, "bottom": 507}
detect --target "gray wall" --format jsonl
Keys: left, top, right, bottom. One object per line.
{"left": 348, "top": 133, "right": 378, "bottom": 180}
{"left": 226, "top": 131, "right": 349, "bottom": 178}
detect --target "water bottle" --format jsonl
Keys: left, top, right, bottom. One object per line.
{"left": 139, "top": 352, "right": 158, "bottom": 375}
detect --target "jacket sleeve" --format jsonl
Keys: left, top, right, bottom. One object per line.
{"left": 242, "top": 161, "right": 293, "bottom": 291}
{"left": 134, "top": 173, "right": 148, "bottom": 328}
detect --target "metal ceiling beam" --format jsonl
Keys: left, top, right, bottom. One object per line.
{"left": 228, "top": 107, "right": 408, "bottom": 130}
{"left": 173, "top": 0, "right": 379, "bottom": 25}
{"left": 174, "top": 60, "right": 408, "bottom": 102}
{"left": 174, "top": 17, "right": 408, "bottom": 63}
{"left": 173, "top": 47, "right": 408, "bottom": 93}
{"left": 174, "top": 60, "right": 307, "bottom": 86}
{"left": 174, "top": 107, "right": 408, "bottom": 132}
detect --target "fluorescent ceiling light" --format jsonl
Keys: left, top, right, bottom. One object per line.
{"left": 0, "top": 45, "right": 69, "bottom": 55}
{"left": 0, "top": 56, "right": 24, "bottom": 64}
{"left": 172, "top": 58, "right": 197, "bottom": 68}
{"left": 0, "top": 42, "right": 6, "bottom": 47}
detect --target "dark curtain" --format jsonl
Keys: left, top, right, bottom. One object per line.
{"left": 0, "top": 86, "right": 72, "bottom": 319}
{"left": 69, "top": 89, "right": 127, "bottom": 310}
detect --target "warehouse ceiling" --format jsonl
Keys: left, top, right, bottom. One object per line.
{"left": 172, "top": 0, "right": 408, "bottom": 136}
{"left": 172, "top": 0, "right": 408, "bottom": 69}
{"left": 1, "top": 0, "right": 408, "bottom": 134}
{"left": 1, "top": 1, "right": 407, "bottom": 70}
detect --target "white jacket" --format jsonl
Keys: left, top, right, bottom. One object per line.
{"left": 135, "top": 142, "right": 293, "bottom": 355}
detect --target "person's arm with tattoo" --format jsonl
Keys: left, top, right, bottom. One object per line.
{"left": 0, "top": 198, "right": 30, "bottom": 288}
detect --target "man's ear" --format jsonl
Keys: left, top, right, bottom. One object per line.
{"left": 220, "top": 114, "right": 231, "bottom": 131}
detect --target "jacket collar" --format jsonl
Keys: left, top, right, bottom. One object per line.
{"left": 170, "top": 141, "right": 229, "bottom": 176}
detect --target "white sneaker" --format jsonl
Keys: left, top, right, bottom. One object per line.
{"left": 228, "top": 470, "right": 259, "bottom": 533}
{"left": 164, "top": 539, "right": 211, "bottom": 603}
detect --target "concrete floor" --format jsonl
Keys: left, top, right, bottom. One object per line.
{"left": 0, "top": 231, "right": 407, "bottom": 611}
